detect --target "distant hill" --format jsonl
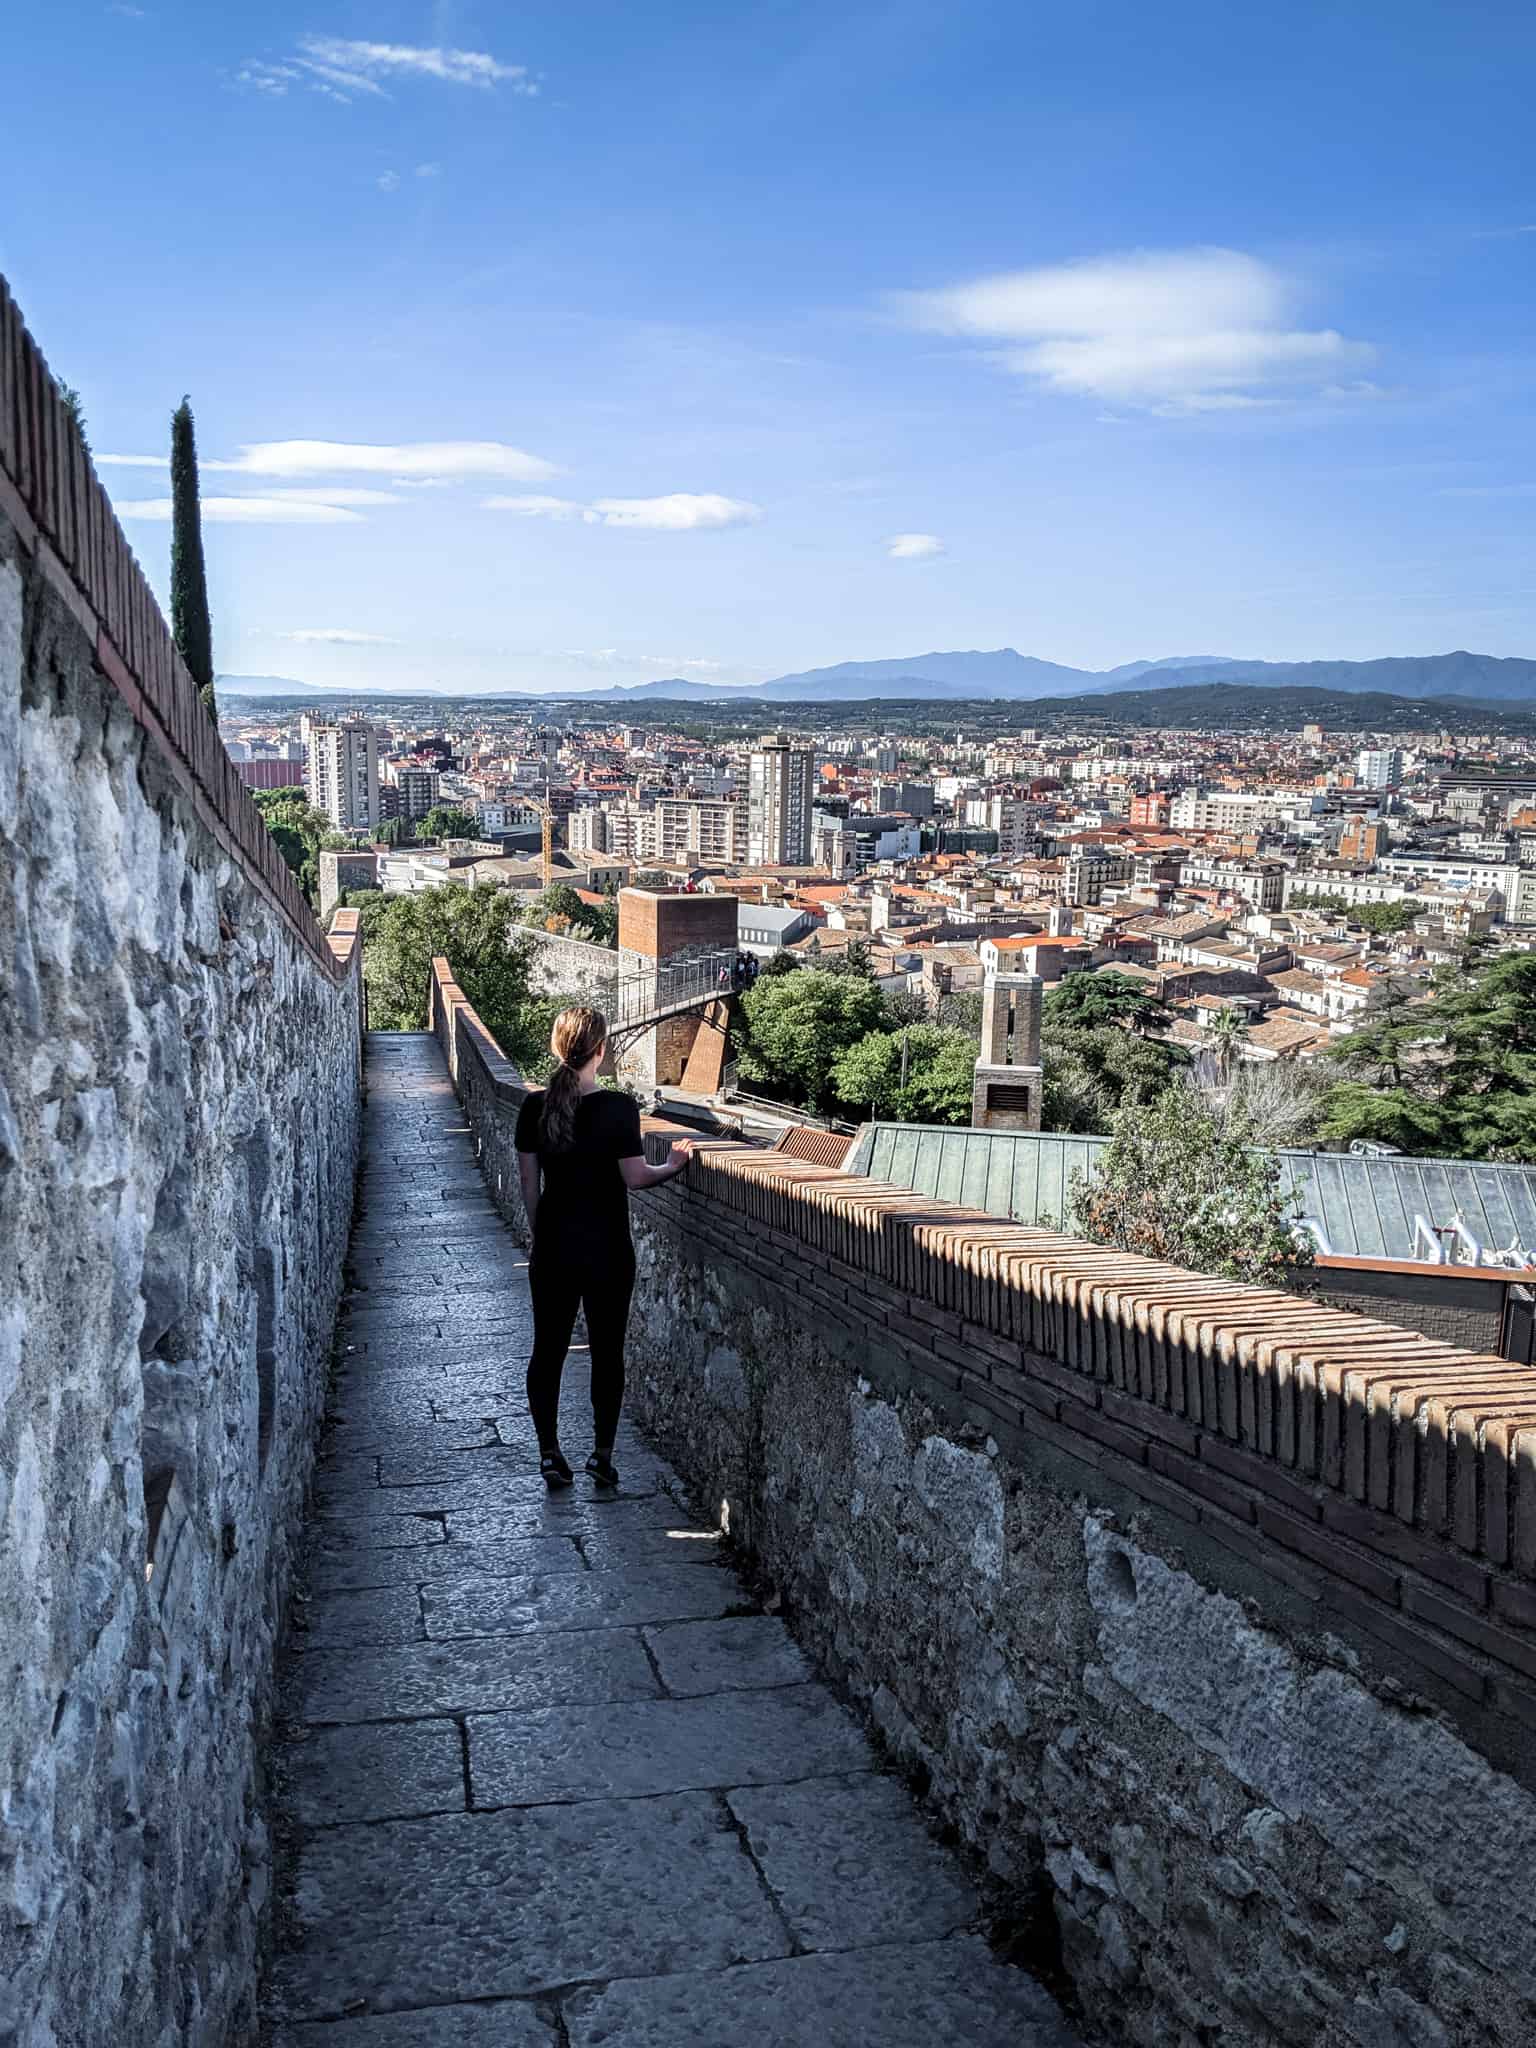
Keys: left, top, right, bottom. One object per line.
{"left": 1114, "top": 652, "right": 1536, "bottom": 702}
{"left": 218, "top": 649, "right": 1536, "bottom": 709}
{"left": 1013, "top": 680, "right": 1531, "bottom": 731}
{"left": 749, "top": 648, "right": 1536, "bottom": 704}
{"left": 758, "top": 649, "right": 1094, "bottom": 699}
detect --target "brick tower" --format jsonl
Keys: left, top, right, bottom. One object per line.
{"left": 972, "top": 972, "right": 1044, "bottom": 1130}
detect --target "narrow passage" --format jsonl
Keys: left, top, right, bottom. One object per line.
{"left": 265, "top": 1031, "right": 1078, "bottom": 2047}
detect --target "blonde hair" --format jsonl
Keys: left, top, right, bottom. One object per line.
{"left": 541, "top": 1006, "right": 608, "bottom": 1151}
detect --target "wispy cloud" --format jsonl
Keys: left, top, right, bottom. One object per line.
{"left": 378, "top": 171, "right": 401, "bottom": 192}
{"left": 895, "top": 247, "right": 1375, "bottom": 412}
{"left": 277, "top": 628, "right": 398, "bottom": 645}
{"left": 100, "top": 439, "right": 557, "bottom": 481}
{"left": 484, "top": 492, "right": 762, "bottom": 531}
{"left": 415, "top": 162, "right": 442, "bottom": 178}
{"left": 115, "top": 497, "right": 364, "bottom": 525}
{"left": 1471, "top": 224, "right": 1536, "bottom": 240}
{"left": 885, "top": 532, "right": 945, "bottom": 560}
{"left": 238, "top": 36, "right": 537, "bottom": 104}
{"left": 1438, "top": 483, "right": 1536, "bottom": 498}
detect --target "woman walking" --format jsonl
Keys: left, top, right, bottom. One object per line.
{"left": 515, "top": 1006, "right": 694, "bottom": 1490}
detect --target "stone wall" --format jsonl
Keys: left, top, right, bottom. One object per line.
{"left": 429, "top": 960, "right": 1536, "bottom": 2048}
{"left": 1, "top": 277, "right": 364, "bottom": 2048}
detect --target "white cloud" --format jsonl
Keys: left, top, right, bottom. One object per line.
{"left": 416, "top": 162, "right": 442, "bottom": 178}
{"left": 378, "top": 171, "right": 401, "bottom": 193}
{"left": 115, "top": 497, "right": 364, "bottom": 525}
{"left": 885, "top": 532, "right": 945, "bottom": 560}
{"left": 301, "top": 36, "right": 536, "bottom": 90}
{"left": 896, "top": 247, "right": 1375, "bottom": 411}
{"left": 100, "top": 439, "right": 557, "bottom": 482}
{"left": 484, "top": 492, "right": 761, "bottom": 531}
{"left": 591, "top": 493, "right": 761, "bottom": 530}
{"left": 277, "top": 629, "right": 398, "bottom": 645}
{"left": 242, "top": 36, "right": 538, "bottom": 103}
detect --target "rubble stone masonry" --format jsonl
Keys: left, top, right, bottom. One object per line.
{"left": 432, "top": 957, "right": 1536, "bottom": 2048}
{"left": 1, "top": 279, "right": 364, "bottom": 2046}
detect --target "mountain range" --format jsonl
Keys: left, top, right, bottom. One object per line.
{"left": 218, "top": 647, "right": 1536, "bottom": 706}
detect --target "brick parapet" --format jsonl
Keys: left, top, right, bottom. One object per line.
{"left": 431, "top": 951, "right": 1536, "bottom": 1735}
{"left": 0, "top": 271, "right": 346, "bottom": 982}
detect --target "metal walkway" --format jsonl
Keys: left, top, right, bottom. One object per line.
{"left": 263, "top": 1032, "right": 1077, "bottom": 2047}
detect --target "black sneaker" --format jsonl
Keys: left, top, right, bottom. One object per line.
{"left": 585, "top": 1451, "right": 619, "bottom": 1490}
{"left": 540, "top": 1451, "right": 574, "bottom": 1490}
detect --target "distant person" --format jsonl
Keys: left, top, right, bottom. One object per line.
{"left": 515, "top": 1006, "right": 694, "bottom": 1490}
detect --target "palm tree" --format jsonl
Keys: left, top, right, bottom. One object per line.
{"left": 1205, "top": 1006, "right": 1249, "bottom": 1087}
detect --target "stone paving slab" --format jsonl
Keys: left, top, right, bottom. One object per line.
{"left": 562, "top": 1938, "right": 1081, "bottom": 2048}
{"left": 293, "top": 1627, "right": 662, "bottom": 1725}
{"left": 282, "top": 1718, "right": 464, "bottom": 1826}
{"left": 265, "top": 1034, "right": 1077, "bottom": 2048}
{"left": 423, "top": 1564, "right": 739, "bottom": 1642}
{"left": 275, "top": 2004, "right": 555, "bottom": 2048}
{"left": 302, "top": 1585, "right": 425, "bottom": 1650}
{"left": 443, "top": 1496, "right": 688, "bottom": 1543}
{"left": 310, "top": 1534, "right": 589, "bottom": 1596}
{"left": 270, "top": 1796, "right": 792, "bottom": 2019}
{"left": 467, "top": 1688, "right": 874, "bottom": 1807}
{"left": 571, "top": 1522, "right": 732, "bottom": 1573}
{"left": 642, "top": 1616, "right": 816, "bottom": 1695}
{"left": 726, "top": 1773, "right": 981, "bottom": 1950}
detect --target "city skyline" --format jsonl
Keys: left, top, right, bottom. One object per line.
{"left": 8, "top": 0, "right": 1535, "bottom": 693}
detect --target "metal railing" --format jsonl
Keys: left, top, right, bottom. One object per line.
{"left": 532, "top": 945, "right": 742, "bottom": 1039}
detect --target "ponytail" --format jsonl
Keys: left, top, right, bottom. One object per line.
{"left": 541, "top": 1006, "right": 608, "bottom": 1151}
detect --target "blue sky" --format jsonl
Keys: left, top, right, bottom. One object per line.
{"left": 6, "top": 1, "right": 1535, "bottom": 692}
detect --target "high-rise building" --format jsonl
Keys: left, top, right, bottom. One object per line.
{"left": 305, "top": 721, "right": 381, "bottom": 832}
{"left": 1355, "top": 748, "right": 1403, "bottom": 792}
{"left": 747, "top": 734, "right": 813, "bottom": 866}
{"left": 384, "top": 762, "right": 441, "bottom": 823}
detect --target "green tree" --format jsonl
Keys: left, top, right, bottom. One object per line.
{"left": 1043, "top": 1022, "right": 1185, "bottom": 1134}
{"left": 579, "top": 895, "right": 620, "bottom": 946}
{"left": 1044, "top": 970, "right": 1171, "bottom": 1036}
{"left": 831, "top": 1025, "right": 978, "bottom": 1124}
{"left": 57, "top": 379, "right": 89, "bottom": 452}
{"left": 1317, "top": 953, "right": 1536, "bottom": 1161}
{"left": 358, "top": 883, "right": 553, "bottom": 1068}
{"left": 376, "top": 816, "right": 412, "bottom": 847}
{"left": 253, "top": 787, "right": 337, "bottom": 905}
{"left": 170, "top": 398, "right": 215, "bottom": 717}
{"left": 1071, "top": 1088, "right": 1313, "bottom": 1287}
{"left": 736, "top": 970, "right": 887, "bottom": 1111}
{"left": 760, "top": 951, "right": 800, "bottom": 977}
{"left": 935, "top": 987, "right": 985, "bottom": 1035}
{"left": 417, "top": 806, "right": 480, "bottom": 842}
{"left": 823, "top": 935, "right": 874, "bottom": 979}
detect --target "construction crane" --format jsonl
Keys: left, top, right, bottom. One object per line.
{"left": 512, "top": 788, "right": 555, "bottom": 886}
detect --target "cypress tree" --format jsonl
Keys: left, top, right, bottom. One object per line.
{"left": 170, "top": 397, "right": 216, "bottom": 716}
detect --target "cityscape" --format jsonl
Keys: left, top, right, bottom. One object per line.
{"left": 225, "top": 680, "right": 1536, "bottom": 1138}
{"left": 9, "top": 0, "right": 1536, "bottom": 2043}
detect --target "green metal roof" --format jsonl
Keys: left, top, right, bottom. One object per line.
{"left": 842, "top": 1123, "right": 1536, "bottom": 1268}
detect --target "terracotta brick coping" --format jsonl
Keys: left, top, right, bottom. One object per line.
{"left": 0, "top": 272, "right": 352, "bottom": 983}
{"left": 430, "top": 943, "right": 1536, "bottom": 1594}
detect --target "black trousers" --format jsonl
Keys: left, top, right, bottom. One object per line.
{"left": 526, "top": 1241, "right": 636, "bottom": 1453}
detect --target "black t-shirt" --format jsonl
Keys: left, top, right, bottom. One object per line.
{"left": 515, "top": 1087, "right": 645, "bottom": 1253}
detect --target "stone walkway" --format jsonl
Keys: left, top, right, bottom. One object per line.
{"left": 266, "top": 1032, "right": 1077, "bottom": 2047}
